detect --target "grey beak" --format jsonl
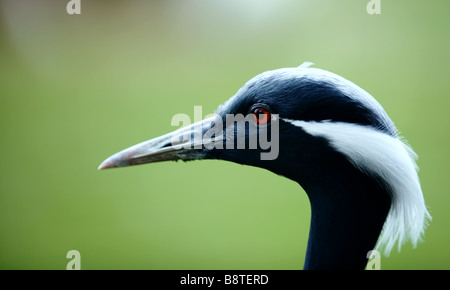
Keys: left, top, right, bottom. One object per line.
{"left": 98, "top": 116, "right": 221, "bottom": 170}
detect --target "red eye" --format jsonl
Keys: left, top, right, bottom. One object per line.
{"left": 253, "top": 107, "right": 271, "bottom": 125}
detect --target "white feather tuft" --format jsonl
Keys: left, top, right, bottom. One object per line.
{"left": 298, "top": 61, "right": 315, "bottom": 68}
{"left": 283, "top": 119, "right": 431, "bottom": 255}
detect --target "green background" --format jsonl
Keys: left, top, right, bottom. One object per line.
{"left": 1, "top": 0, "right": 449, "bottom": 269}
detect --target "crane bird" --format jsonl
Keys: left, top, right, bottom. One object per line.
{"left": 98, "top": 63, "right": 431, "bottom": 269}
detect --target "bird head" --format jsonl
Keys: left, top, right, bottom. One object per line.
{"left": 98, "top": 63, "right": 393, "bottom": 170}
{"left": 98, "top": 63, "right": 398, "bottom": 188}
{"left": 98, "top": 62, "right": 430, "bottom": 268}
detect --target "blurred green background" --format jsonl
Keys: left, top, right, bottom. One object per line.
{"left": 1, "top": 0, "right": 449, "bottom": 270}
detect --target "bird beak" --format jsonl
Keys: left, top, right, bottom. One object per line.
{"left": 98, "top": 116, "right": 222, "bottom": 170}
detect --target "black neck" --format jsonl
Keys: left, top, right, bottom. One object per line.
{"left": 232, "top": 128, "right": 392, "bottom": 269}
{"left": 266, "top": 134, "right": 392, "bottom": 270}
{"left": 300, "top": 161, "right": 391, "bottom": 270}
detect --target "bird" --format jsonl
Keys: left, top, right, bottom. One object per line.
{"left": 98, "top": 62, "right": 431, "bottom": 270}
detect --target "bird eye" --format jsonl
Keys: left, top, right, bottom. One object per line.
{"left": 252, "top": 107, "right": 271, "bottom": 125}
